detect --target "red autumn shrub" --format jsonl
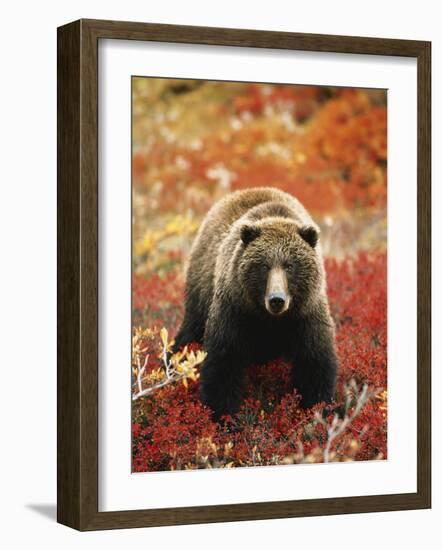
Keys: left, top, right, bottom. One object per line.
{"left": 132, "top": 271, "right": 184, "bottom": 332}
{"left": 232, "top": 83, "right": 324, "bottom": 121}
{"left": 132, "top": 86, "right": 386, "bottom": 221}
{"left": 132, "top": 251, "right": 387, "bottom": 471}
{"left": 131, "top": 82, "right": 387, "bottom": 471}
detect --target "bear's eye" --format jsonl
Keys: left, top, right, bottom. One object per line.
{"left": 250, "top": 262, "right": 268, "bottom": 274}
{"left": 285, "top": 263, "right": 295, "bottom": 272}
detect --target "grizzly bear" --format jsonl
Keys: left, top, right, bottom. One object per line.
{"left": 173, "top": 187, "right": 338, "bottom": 418}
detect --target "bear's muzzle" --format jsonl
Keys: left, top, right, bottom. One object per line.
{"left": 265, "top": 267, "right": 290, "bottom": 315}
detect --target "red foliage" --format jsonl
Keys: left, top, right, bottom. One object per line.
{"left": 132, "top": 271, "right": 184, "bottom": 332}
{"left": 233, "top": 83, "right": 323, "bottom": 121}
{"left": 131, "top": 83, "right": 387, "bottom": 471}
{"left": 133, "top": 87, "right": 386, "bottom": 218}
{"left": 132, "top": 252, "right": 387, "bottom": 471}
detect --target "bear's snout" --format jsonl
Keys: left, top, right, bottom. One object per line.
{"left": 265, "top": 267, "right": 290, "bottom": 315}
{"left": 268, "top": 292, "right": 286, "bottom": 314}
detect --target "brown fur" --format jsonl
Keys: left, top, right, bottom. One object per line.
{"left": 174, "top": 187, "right": 338, "bottom": 418}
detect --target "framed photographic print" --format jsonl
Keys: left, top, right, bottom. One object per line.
{"left": 57, "top": 19, "right": 431, "bottom": 530}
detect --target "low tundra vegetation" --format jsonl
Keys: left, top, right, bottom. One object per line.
{"left": 132, "top": 252, "right": 387, "bottom": 471}
{"left": 131, "top": 80, "right": 387, "bottom": 472}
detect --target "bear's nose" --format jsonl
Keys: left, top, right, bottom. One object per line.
{"left": 268, "top": 292, "right": 286, "bottom": 314}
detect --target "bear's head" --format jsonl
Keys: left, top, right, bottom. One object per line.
{"left": 238, "top": 218, "right": 321, "bottom": 317}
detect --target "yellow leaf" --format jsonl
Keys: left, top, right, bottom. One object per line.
{"left": 160, "top": 327, "right": 168, "bottom": 348}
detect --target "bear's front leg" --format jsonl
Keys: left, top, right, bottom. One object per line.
{"left": 289, "top": 308, "right": 338, "bottom": 409}
{"left": 200, "top": 297, "right": 248, "bottom": 419}
{"left": 200, "top": 353, "right": 246, "bottom": 419}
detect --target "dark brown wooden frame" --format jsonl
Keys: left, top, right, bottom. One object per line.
{"left": 57, "top": 18, "right": 431, "bottom": 531}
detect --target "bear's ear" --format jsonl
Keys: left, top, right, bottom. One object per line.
{"left": 240, "top": 224, "right": 261, "bottom": 245}
{"left": 298, "top": 225, "right": 319, "bottom": 248}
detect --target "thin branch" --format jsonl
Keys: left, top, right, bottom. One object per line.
{"left": 162, "top": 344, "right": 172, "bottom": 379}
{"left": 136, "top": 354, "right": 149, "bottom": 395}
{"left": 132, "top": 328, "right": 206, "bottom": 401}
{"left": 323, "top": 383, "right": 370, "bottom": 462}
{"left": 132, "top": 372, "right": 181, "bottom": 400}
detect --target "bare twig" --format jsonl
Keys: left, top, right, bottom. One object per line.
{"left": 132, "top": 327, "right": 206, "bottom": 401}
{"left": 132, "top": 372, "right": 182, "bottom": 400}
{"left": 317, "top": 381, "right": 374, "bottom": 462}
{"left": 136, "top": 354, "right": 149, "bottom": 396}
